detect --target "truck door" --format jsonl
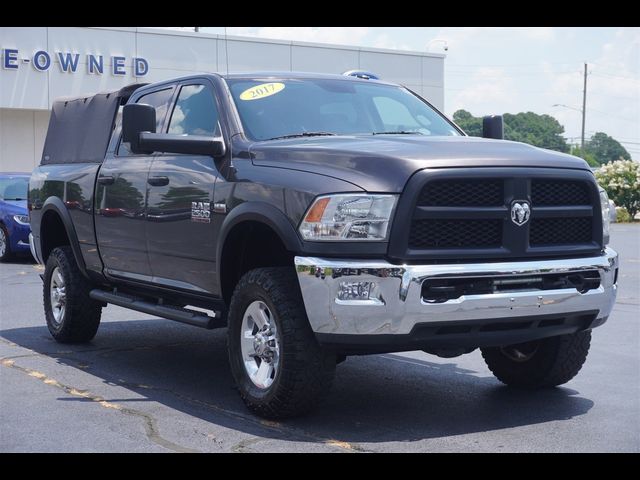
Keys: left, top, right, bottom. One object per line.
{"left": 95, "top": 86, "right": 175, "bottom": 282}
{"left": 145, "top": 81, "right": 221, "bottom": 294}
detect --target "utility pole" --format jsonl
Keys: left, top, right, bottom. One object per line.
{"left": 581, "top": 62, "right": 588, "bottom": 150}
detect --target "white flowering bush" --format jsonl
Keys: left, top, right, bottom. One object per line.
{"left": 595, "top": 159, "right": 640, "bottom": 219}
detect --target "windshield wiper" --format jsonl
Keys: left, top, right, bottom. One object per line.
{"left": 372, "top": 131, "right": 424, "bottom": 135}
{"left": 4, "top": 197, "right": 25, "bottom": 201}
{"left": 265, "top": 131, "right": 336, "bottom": 141}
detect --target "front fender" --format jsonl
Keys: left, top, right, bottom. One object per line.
{"left": 216, "top": 201, "right": 302, "bottom": 277}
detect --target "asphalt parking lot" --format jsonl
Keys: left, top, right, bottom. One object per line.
{"left": 1, "top": 224, "right": 638, "bottom": 453}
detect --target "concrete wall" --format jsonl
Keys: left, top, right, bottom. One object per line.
{"left": 0, "top": 109, "right": 49, "bottom": 172}
{"left": 0, "top": 27, "right": 445, "bottom": 171}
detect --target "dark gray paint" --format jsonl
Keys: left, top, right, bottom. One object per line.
{"left": 29, "top": 72, "right": 597, "bottom": 305}
{"left": 249, "top": 135, "right": 591, "bottom": 193}
{"left": 94, "top": 155, "right": 153, "bottom": 279}
{"left": 146, "top": 154, "right": 218, "bottom": 294}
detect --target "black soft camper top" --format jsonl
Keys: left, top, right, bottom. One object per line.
{"left": 40, "top": 83, "right": 145, "bottom": 165}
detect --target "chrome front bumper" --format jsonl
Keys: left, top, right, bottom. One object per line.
{"left": 294, "top": 248, "right": 618, "bottom": 336}
{"left": 28, "top": 233, "right": 42, "bottom": 264}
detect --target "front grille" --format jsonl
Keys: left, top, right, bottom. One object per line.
{"left": 532, "top": 180, "right": 590, "bottom": 205}
{"left": 409, "top": 219, "right": 502, "bottom": 248}
{"left": 421, "top": 269, "right": 601, "bottom": 303}
{"left": 530, "top": 217, "right": 593, "bottom": 245}
{"left": 417, "top": 180, "right": 503, "bottom": 206}
{"left": 397, "top": 170, "right": 601, "bottom": 261}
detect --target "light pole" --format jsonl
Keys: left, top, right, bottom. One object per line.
{"left": 426, "top": 39, "right": 448, "bottom": 53}
{"left": 552, "top": 62, "right": 588, "bottom": 149}
{"left": 581, "top": 63, "right": 588, "bottom": 151}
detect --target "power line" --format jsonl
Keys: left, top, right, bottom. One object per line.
{"left": 587, "top": 107, "right": 638, "bottom": 123}
{"left": 446, "top": 71, "right": 578, "bottom": 78}
{"left": 588, "top": 92, "right": 640, "bottom": 101}
{"left": 447, "top": 62, "right": 577, "bottom": 68}
{"left": 591, "top": 72, "right": 640, "bottom": 82}
{"left": 446, "top": 88, "right": 639, "bottom": 101}
{"left": 608, "top": 137, "right": 640, "bottom": 142}
{"left": 590, "top": 62, "right": 639, "bottom": 74}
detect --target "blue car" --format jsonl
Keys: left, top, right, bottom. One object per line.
{"left": 0, "top": 173, "right": 32, "bottom": 262}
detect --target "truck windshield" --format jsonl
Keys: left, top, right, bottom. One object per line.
{"left": 226, "top": 78, "right": 461, "bottom": 141}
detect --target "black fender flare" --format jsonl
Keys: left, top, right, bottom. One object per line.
{"left": 216, "top": 202, "right": 302, "bottom": 283}
{"left": 40, "top": 197, "right": 89, "bottom": 278}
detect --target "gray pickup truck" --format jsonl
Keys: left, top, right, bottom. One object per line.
{"left": 28, "top": 72, "right": 618, "bottom": 418}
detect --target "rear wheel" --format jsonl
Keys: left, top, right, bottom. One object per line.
{"left": 44, "top": 246, "right": 102, "bottom": 343}
{"left": 227, "top": 267, "right": 336, "bottom": 418}
{"left": 0, "top": 225, "right": 13, "bottom": 262}
{"left": 481, "top": 331, "right": 591, "bottom": 388}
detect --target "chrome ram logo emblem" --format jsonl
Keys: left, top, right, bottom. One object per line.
{"left": 511, "top": 200, "right": 531, "bottom": 226}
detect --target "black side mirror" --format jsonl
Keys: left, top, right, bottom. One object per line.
{"left": 122, "top": 103, "right": 156, "bottom": 154}
{"left": 138, "top": 133, "right": 226, "bottom": 157}
{"left": 482, "top": 115, "right": 504, "bottom": 140}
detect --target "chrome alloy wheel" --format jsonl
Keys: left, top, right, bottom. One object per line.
{"left": 49, "top": 267, "right": 67, "bottom": 326}
{"left": 240, "top": 301, "right": 280, "bottom": 389}
{"left": 0, "top": 228, "right": 6, "bottom": 257}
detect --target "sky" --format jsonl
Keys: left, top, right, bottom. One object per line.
{"left": 166, "top": 27, "right": 640, "bottom": 159}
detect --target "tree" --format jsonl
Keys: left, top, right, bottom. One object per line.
{"left": 585, "top": 132, "right": 631, "bottom": 165}
{"left": 595, "top": 159, "right": 640, "bottom": 219}
{"left": 452, "top": 110, "right": 482, "bottom": 137}
{"left": 452, "top": 110, "right": 570, "bottom": 153}
{"left": 570, "top": 146, "right": 599, "bottom": 168}
{"left": 503, "top": 112, "right": 570, "bottom": 153}
{"left": 158, "top": 186, "right": 208, "bottom": 209}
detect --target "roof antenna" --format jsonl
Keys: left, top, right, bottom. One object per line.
{"left": 224, "top": 27, "right": 230, "bottom": 75}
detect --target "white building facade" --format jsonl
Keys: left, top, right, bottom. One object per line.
{"left": 0, "top": 27, "right": 445, "bottom": 172}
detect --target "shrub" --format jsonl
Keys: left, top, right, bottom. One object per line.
{"left": 616, "top": 207, "right": 632, "bottom": 223}
{"left": 595, "top": 159, "right": 640, "bottom": 219}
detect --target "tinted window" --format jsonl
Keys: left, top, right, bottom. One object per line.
{"left": 167, "top": 84, "right": 219, "bottom": 136}
{"left": 227, "top": 78, "right": 460, "bottom": 141}
{"left": 373, "top": 96, "right": 421, "bottom": 131}
{"left": 0, "top": 177, "right": 28, "bottom": 200}
{"left": 118, "top": 87, "right": 174, "bottom": 156}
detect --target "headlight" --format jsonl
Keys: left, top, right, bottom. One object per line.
{"left": 599, "top": 187, "right": 610, "bottom": 245}
{"left": 13, "top": 215, "right": 30, "bottom": 226}
{"left": 299, "top": 194, "right": 397, "bottom": 241}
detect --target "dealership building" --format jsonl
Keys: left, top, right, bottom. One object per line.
{"left": 0, "top": 27, "right": 445, "bottom": 172}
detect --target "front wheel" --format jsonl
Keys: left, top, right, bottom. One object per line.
{"left": 227, "top": 267, "right": 336, "bottom": 418}
{"left": 0, "top": 225, "right": 13, "bottom": 262}
{"left": 481, "top": 330, "right": 592, "bottom": 388}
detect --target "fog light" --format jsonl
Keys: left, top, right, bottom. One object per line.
{"left": 337, "top": 281, "right": 374, "bottom": 301}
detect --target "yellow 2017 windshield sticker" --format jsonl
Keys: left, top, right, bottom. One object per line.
{"left": 239, "top": 82, "right": 285, "bottom": 101}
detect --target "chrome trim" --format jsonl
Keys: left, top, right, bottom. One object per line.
{"left": 12, "top": 214, "right": 30, "bottom": 226}
{"left": 28, "top": 233, "right": 42, "bottom": 264}
{"left": 295, "top": 248, "right": 618, "bottom": 335}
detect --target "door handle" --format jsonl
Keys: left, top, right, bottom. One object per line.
{"left": 148, "top": 176, "right": 170, "bottom": 187}
{"left": 97, "top": 175, "right": 115, "bottom": 186}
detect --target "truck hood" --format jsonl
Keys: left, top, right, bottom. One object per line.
{"left": 249, "top": 135, "right": 591, "bottom": 192}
